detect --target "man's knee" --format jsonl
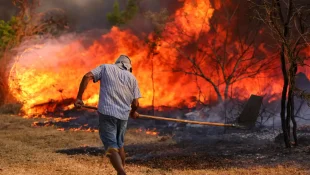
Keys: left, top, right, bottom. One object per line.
{"left": 119, "top": 147, "right": 124, "bottom": 152}
{"left": 105, "top": 147, "right": 120, "bottom": 157}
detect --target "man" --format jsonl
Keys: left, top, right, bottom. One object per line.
{"left": 74, "top": 55, "right": 141, "bottom": 175}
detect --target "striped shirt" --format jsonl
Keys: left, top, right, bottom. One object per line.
{"left": 91, "top": 64, "right": 141, "bottom": 120}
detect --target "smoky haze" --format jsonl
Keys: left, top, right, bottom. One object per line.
{"left": 0, "top": 0, "right": 16, "bottom": 20}
{"left": 0, "top": 0, "right": 181, "bottom": 32}
{"left": 37, "top": 0, "right": 113, "bottom": 31}
{"left": 0, "top": 0, "right": 117, "bottom": 31}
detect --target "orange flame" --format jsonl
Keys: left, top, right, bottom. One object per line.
{"left": 136, "top": 128, "right": 159, "bottom": 136}
{"left": 33, "top": 120, "right": 99, "bottom": 132}
{"left": 7, "top": 0, "right": 307, "bottom": 116}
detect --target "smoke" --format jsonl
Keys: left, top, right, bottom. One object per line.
{"left": 0, "top": 1, "right": 16, "bottom": 21}
{"left": 37, "top": 0, "right": 112, "bottom": 31}
{"left": 0, "top": 0, "right": 181, "bottom": 32}
{"left": 0, "top": 0, "right": 115, "bottom": 30}
{"left": 185, "top": 83, "right": 310, "bottom": 129}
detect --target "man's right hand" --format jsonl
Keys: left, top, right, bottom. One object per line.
{"left": 74, "top": 99, "right": 84, "bottom": 108}
{"left": 130, "top": 111, "right": 139, "bottom": 119}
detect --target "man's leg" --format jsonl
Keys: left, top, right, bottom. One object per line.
{"left": 119, "top": 147, "right": 126, "bottom": 166}
{"left": 99, "top": 114, "right": 127, "bottom": 175}
{"left": 117, "top": 120, "right": 128, "bottom": 167}
{"left": 107, "top": 149, "right": 126, "bottom": 175}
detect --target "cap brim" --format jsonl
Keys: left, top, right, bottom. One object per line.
{"left": 116, "top": 62, "right": 132, "bottom": 70}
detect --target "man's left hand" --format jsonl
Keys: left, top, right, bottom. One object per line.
{"left": 130, "top": 111, "right": 139, "bottom": 119}
{"left": 74, "top": 99, "right": 84, "bottom": 108}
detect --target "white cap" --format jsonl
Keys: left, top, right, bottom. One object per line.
{"left": 115, "top": 55, "right": 132, "bottom": 71}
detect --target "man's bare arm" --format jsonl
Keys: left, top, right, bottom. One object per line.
{"left": 130, "top": 99, "right": 139, "bottom": 118}
{"left": 75, "top": 72, "right": 94, "bottom": 107}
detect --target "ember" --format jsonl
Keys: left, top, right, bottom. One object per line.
{"left": 30, "top": 115, "right": 98, "bottom": 132}
{"left": 136, "top": 128, "right": 159, "bottom": 136}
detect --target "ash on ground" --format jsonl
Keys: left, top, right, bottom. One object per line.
{"left": 34, "top": 106, "right": 310, "bottom": 170}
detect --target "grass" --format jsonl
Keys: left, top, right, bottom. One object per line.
{"left": 0, "top": 103, "right": 22, "bottom": 114}
{"left": 0, "top": 114, "right": 309, "bottom": 175}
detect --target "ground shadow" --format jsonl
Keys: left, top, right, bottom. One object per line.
{"left": 56, "top": 146, "right": 105, "bottom": 156}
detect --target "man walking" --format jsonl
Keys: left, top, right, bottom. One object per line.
{"left": 74, "top": 55, "right": 141, "bottom": 175}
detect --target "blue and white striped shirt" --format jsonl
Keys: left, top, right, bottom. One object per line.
{"left": 91, "top": 64, "right": 141, "bottom": 120}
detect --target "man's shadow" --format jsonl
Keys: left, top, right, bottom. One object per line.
{"left": 56, "top": 146, "right": 105, "bottom": 156}
{"left": 55, "top": 142, "right": 234, "bottom": 171}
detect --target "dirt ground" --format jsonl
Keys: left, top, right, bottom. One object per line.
{"left": 0, "top": 114, "right": 310, "bottom": 175}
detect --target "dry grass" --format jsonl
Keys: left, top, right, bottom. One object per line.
{"left": 0, "top": 114, "right": 309, "bottom": 175}
{"left": 0, "top": 103, "right": 22, "bottom": 114}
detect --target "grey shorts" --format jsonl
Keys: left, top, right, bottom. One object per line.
{"left": 98, "top": 113, "right": 128, "bottom": 154}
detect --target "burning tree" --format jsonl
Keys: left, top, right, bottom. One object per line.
{"left": 8, "top": 0, "right": 299, "bottom": 116}
{"left": 250, "top": 0, "right": 310, "bottom": 147}
{"left": 144, "top": 9, "right": 170, "bottom": 114}
{"left": 0, "top": 0, "right": 68, "bottom": 105}
{"left": 147, "top": 0, "right": 273, "bottom": 103}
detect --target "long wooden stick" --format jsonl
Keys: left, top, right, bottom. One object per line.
{"left": 82, "top": 105, "right": 237, "bottom": 127}
{"left": 138, "top": 114, "right": 235, "bottom": 127}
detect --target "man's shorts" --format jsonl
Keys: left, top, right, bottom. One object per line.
{"left": 98, "top": 113, "right": 128, "bottom": 155}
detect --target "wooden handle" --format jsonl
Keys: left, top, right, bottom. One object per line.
{"left": 139, "top": 114, "right": 235, "bottom": 127}
{"left": 83, "top": 105, "right": 98, "bottom": 110}
{"left": 82, "top": 105, "right": 236, "bottom": 127}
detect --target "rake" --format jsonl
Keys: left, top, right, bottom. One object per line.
{"left": 82, "top": 95, "right": 263, "bottom": 129}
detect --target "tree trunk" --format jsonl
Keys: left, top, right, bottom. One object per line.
{"left": 151, "top": 54, "right": 155, "bottom": 116}
{"left": 214, "top": 87, "right": 223, "bottom": 103}
{"left": 291, "top": 64, "right": 298, "bottom": 145}
{"left": 0, "top": 84, "right": 4, "bottom": 106}
{"left": 290, "top": 89, "right": 298, "bottom": 145}
{"left": 205, "top": 78, "right": 223, "bottom": 103}
{"left": 224, "top": 83, "right": 230, "bottom": 100}
{"left": 280, "top": 45, "right": 291, "bottom": 148}
{"left": 0, "top": 56, "right": 8, "bottom": 106}
{"left": 286, "top": 88, "right": 292, "bottom": 141}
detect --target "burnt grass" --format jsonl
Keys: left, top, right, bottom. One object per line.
{"left": 45, "top": 109, "right": 310, "bottom": 172}
{"left": 54, "top": 126, "right": 310, "bottom": 172}
{"left": 125, "top": 128, "right": 310, "bottom": 171}
{"left": 128, "top": 137, "right": 309, "bottom": 170}
{"left": 1, "top": 111, "right": 310, "bottom": 174}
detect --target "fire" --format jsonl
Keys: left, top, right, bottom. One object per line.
{"left": 7, "top": 0, "right": 307, "bottom": 117}
{"left": 145, "top": 130, "right": 159, "bottom": 136}
{"left": 7, "top": 0, "right": 215, "bottom": 115}
{"left": 32, "top": 118, "right": 99, "bottom": 132}
{"left": 135, "top": 128, "right": 159, "bottom": 136}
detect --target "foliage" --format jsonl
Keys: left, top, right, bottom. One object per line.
{"left": 145, "top": 9, "right": 169, "bottom": 35}
{"left": 107, "top": 0, "right": 139, "bottom": 26}
{"left": 0, "top": 1, "right": 68, "bottom": 58}
{"left": 0, "top": 17, "right": 20, "bottom": 55}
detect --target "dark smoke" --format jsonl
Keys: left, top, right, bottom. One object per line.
{"left": 0, "top": 0, "right": 181, "bottom": 33}
{"left": 36, "top": 0, "right": 113, "bottom": 31}
{"left": 0, "top": 0, "right": 115, "bottom": 30}
{"left": 0, "top": 0, "right": 16, "bottom": 21}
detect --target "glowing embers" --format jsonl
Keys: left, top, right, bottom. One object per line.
{"left": 30, "top": 114, "right": 99, "bottom": 132}
{"left": 135, "top": 128, "right": 159, "bottom": 136}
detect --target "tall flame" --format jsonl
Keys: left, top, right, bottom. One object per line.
{"left": 7, "top": 0, "right": 306, "bottom": 116}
